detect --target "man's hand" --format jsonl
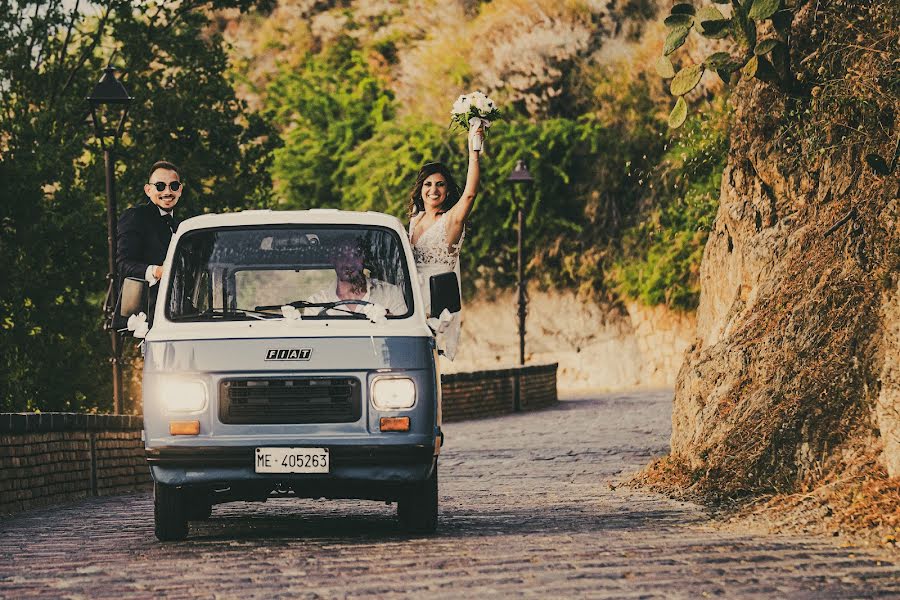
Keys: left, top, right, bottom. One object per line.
{"left": 154, "top": 265, "right": 163, "bottom": 280}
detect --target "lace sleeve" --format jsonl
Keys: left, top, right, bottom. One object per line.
{"left": 412, "top": 216, "right": 464, "bottom": 269}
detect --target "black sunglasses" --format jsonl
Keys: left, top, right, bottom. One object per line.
{"left": 149, "top": 181, "right": 182, "bottom": 192}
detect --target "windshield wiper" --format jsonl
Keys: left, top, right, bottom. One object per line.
{"left": 171, "top": 308, "right": 280, "bottom": 321}
{"left": 318, "top": 300, "right": 370, "bottom": 319}
{"left": 255, "top": 300, "right": 370, "bottom": 319}
{"left": 255, "top": 300, "right": 321, "bottom": 311}
{"left": 234, "top": 307, "right": 283, "bottom": 320}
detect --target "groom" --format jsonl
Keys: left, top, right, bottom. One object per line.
{"left": 116, "top": 160, "right": 184, "bottom": 319}
{"left": 305, "top": 239, "right": 408, "bottom": 316}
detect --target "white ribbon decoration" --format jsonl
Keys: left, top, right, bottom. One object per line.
{"left": 426, "top": 308, "right": 454, "bottom": 335}
{"left": 281, "top": 305, "right": 301, "bottom": 320}
{"left": 468, "top": 116, "right": 491, "bottom": 151}
{"left": 280, "top": 304, "right": 307, "bottom": 327}
{"left": 361, "top": 303, "right": 388, "bottom": 324}
{"left": 127, "top": 312, "right": 149, "bottom": 339}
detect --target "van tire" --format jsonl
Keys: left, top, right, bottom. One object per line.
{"left": 398, "top": 463, "right": 438, "bottom": 534}
{"left": 154, "top": 482, "right": 189, "bottom": 541}
{"left": 185, "top": 491, "right": 213, "bottom": 521}
{"left": 186, "top": 500, "right": 212, "bottom": 521}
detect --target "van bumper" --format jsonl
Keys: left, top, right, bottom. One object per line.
{"left": 146, "top": 444, "right": 437, "bottom": 488}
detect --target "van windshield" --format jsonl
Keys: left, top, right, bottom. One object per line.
{"left": 165, "top": 225, "right": 414, "bottom": 321}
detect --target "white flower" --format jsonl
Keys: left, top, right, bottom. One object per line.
{"left": 470, "top": 91, "right": 491, "bottom": 112}
{"left": 451, "top": 94, "right": 471, "bottom": 115}
{"left": 450, "top": 91, "right": 500, "bottom": 131}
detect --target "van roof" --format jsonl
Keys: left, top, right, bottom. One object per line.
{"left": 177, "top": 209, "right": 405, "bottom": 233}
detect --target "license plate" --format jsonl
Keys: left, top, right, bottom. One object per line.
{"left": 255, "top": 447, "right": 330, "bottom": 474}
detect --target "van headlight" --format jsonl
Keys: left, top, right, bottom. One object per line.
{"left": 160, "top": 379, "right": 207, "bottom": 413}
{"left": 372, "top": 377, "right": 416, "bottom": 410}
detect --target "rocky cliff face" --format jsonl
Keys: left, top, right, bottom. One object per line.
{"left": 668, "top": 1, "right": 899, "bottom": 500}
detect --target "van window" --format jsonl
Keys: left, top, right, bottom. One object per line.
{"left": 166, "top": 226, "right": 413, "bottom": 321}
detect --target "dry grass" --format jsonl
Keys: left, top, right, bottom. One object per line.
{"left": 633, "top": 443, "right": 900, "bottom": 552}
{"left": 394, "top": 0, "right": 610, "bottom": 121}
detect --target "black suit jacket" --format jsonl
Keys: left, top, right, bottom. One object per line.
{"left": 116, "top": 202, "right": 179, "bottom": 314}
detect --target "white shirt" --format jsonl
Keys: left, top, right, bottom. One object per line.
{"left": 145, "top": 208, "right": 174, "bottom": 287}
{"left": 305, "top": 279, "right": 408, "bottom": 316}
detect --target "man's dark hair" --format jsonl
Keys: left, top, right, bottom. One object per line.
{"left": 148, "top": 160, "right": 181, "bottom": 180}
{"left": 332, "top": 237, "right": 365, "bottom": 258}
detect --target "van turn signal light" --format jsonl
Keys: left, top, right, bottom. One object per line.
{"left": 380, "top": 417, "right": 410, "bottom": 432}
{"left": 170, "top": 420, "right": 200, "bottom": 435}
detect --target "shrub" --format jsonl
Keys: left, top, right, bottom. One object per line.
{"left": 265, "top": 35, "right": 395, "bottom": 207}
{"left": 612, "top": 96, "right": 731, "bottom": 310}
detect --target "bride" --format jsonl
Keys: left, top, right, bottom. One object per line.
{"left": 407, "top": 128, "right": 482, "bottom": 360}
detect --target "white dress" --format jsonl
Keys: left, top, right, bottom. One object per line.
{"left": 409, "top": 213, "right": 464, "bottom": 360}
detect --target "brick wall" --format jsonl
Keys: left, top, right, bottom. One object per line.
{"left": 519, "top": 364, "right": 559, "bottom": 412}
{"left": 0, "top": 414, "right": 150, "bottom": 515}
{"left": 442, "top": 363, "right": 558, "bottom": 422}
{"left": 0, "top": 363, "right": 558, "bottom": 514}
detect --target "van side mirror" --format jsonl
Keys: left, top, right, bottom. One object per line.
{"left": 112, "top": 277, "right": 148, "bottom": 331}
{"left": 429, "top": 272, "right": 461, "bottom": 317}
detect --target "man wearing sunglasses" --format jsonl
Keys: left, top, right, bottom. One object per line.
{"left": 116, "top": 160, "right": 185, "bottom": 320}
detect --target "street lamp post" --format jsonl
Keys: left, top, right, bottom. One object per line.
{"left": 507, "top": 160, "right": 533, "bottom": 367}
{"left": 87, "top": 65, "right": 132, "bottom": 414}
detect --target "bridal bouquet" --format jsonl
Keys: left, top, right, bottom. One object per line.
{"left": 450, "top": 91, "right": 501, "bottom": 152}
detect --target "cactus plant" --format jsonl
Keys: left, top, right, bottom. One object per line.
{"left": 660, "top": 0, "right": 805, "bottom": 128}
{"left": 656, "top": 55, "right": 677, "bottom": 78}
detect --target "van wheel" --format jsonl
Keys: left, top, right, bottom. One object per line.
{"left": 186, "top": 499, "right": 212, "bottom": 521}
{"left": 154, "top": 482, "right": 189, "bottom": 541}
{"left": 185, "top": 491, "right": 213, "bottom": 521}
{"left": 398, "top": 463, "right": 438, "bottom": 534}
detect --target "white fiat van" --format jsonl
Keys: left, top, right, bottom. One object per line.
{"left": 118, "top": 209, "right": 459, "bottom": 541}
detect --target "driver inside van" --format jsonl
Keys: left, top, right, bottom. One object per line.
{"left": 305, "top": 239, "right": 408, "bottom": 316}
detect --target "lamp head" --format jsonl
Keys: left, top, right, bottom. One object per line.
{"left": 86, "top": 65, "right": 132, "bottom": 106}
{"left": 86, "top": 64, "right": 132, "bottom": 144}
{"left": 507, "top": 159, "right": 534, "bottom": 184}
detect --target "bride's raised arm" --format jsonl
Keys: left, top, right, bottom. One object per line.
{"left": 444, "top": 129, "right": 482, "bottom": 246}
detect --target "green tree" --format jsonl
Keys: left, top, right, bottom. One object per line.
{"left": 0, "top": 0, "right": 278, "bottom": 413}
{"left": 265, "top": 35, "right": 395, "bottom": 207}
{"left": 337, "top": 111, "right": 665, "bottom": 297}
{"left": 259, "top": 35, "right": 668, "bottom": 297}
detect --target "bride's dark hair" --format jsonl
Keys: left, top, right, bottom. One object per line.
{"left": 407, "top": 162, "right": 461, "bottom": 217}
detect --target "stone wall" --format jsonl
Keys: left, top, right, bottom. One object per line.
{"left": 0, "top": 364, "right": 558, "bottom": 514}
{"left": 447, "top": 286, "right": 695, "bottom": 392}
{"left": 442, "top": 363, "right": 558, "bottom": 422}
{"left": 0, "top": 414, "right": 150, "bottom": 515}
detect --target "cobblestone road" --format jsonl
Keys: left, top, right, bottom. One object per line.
{"left": 2, "top": 391, "right": 899, "bottom": 599}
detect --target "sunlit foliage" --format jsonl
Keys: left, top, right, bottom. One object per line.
{"left": 0, "top": 1, "right": 277, "bottom": 412}
{"left": 613, "top": 97, "right": 731, "bottom": 310}
{"left": 265, "top": 35, "right": 394, "bottom": 206}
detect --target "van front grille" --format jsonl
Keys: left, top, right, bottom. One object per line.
{"left": 219, "top": 377, "right": 361, "bottom": 424}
